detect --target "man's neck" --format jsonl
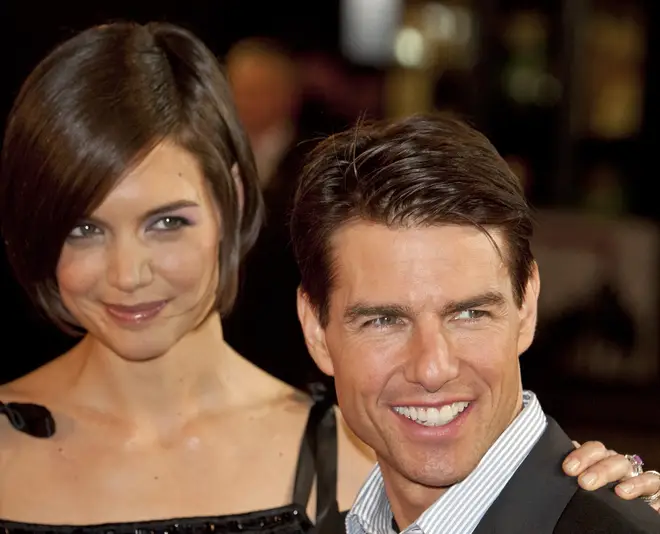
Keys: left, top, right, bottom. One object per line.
{"left": 380, "top": 465, "right": 448, "bottom": 530}
{"left": 380, "top": 395, "right": 527, "bottom": 530}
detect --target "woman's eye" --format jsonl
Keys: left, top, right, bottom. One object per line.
{"left": 68, "top": 223, "right": 101, "bottom": 239}
{"left": 150, "top": 216, "right": 190, "bottom": 231}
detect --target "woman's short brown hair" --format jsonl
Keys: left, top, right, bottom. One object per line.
{"left": 0, "top": 22, "right": 263, "bottom": 333}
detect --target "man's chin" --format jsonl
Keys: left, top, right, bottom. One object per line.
{"left": 409, "top": 469, "right": 469, "bottom": 490}
{"left": 391, "top": 454, "right": 482, "bottom": 490}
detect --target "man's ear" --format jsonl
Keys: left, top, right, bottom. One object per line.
{"left": 517, "top": 261, "right": 540, "bottom": 355}
{"left": 297, "top": 287, "right": 335, "bottom": 376}
{"left": 231, "top": 163, "right": 244, "bottom": 214}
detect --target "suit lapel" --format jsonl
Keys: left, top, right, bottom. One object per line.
{"left": 472, "top": 418, "right": 578, "bottom": 534}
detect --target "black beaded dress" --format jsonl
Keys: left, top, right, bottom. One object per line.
{"left": 0, "top": 394, "right": 346, "bottom": 534}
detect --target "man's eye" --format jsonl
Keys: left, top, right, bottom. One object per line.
{"left": 365, "top": 316, "right": 400, "bottom": 328}
{"left": 455, "top": 310, "right": 488, "bottom": 321}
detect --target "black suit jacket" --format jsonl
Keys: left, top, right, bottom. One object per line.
{"left": 473, "top": 418, "right": 660, "bottom": 533}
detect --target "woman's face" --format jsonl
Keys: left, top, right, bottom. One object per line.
{"left": 56, "top": 141, "right": 222, "bottom": 361}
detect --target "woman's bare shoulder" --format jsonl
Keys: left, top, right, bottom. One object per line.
{"left": 0, "top": 355, "right": 69, "bottom": 403}
{"left": 0, "top": 355, "right": 71, "bottom": 457}
{"left": 0, "top": 381, "right": 32, "bottom": 404}
{"left": 0, "top": 381, "right": 34, "bottom": 471}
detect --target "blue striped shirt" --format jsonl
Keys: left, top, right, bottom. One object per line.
{"left": 346, "top": 390, "right": 547, "bottom": 534}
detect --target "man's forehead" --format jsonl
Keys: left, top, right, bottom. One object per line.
{"left": 329, "top": 220, "right": 508, "bottom": 261}
{"left": 327, "top": 221, "right": 513, "bottom": 300}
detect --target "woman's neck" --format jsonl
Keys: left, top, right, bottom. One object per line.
{"left": 64, "top": 313, "right": 285, "bottom": 429}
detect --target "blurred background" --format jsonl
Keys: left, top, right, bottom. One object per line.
{"left": 1, "top": 0, "right": 658, "bottom": 463}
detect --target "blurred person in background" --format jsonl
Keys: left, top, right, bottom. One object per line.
{"left": 225, "top": 38, "right": 301, "bottom": 190}
{"left": 224, "top": 38, "right": 321, "bottom": 390}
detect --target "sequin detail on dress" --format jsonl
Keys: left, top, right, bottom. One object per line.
{"left": 0, "top": 505, "right": 314, "bottom": 534}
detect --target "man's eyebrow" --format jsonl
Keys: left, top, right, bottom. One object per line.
{"left": 342, "top": 292, "right": 507, "bottom": 323}
{"left": 440, "top": 291, "right": 507, "bottom": 316}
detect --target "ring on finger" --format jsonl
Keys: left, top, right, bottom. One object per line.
{"left": 625, "top": 454, "right": 645, "bottom": 477}
{"left": 641, "top": 470, "right": 660, "bottom": 504}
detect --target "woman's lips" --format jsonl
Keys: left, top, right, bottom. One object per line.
{"left": 104, "top": 300, "right": 169, "bottom": 325}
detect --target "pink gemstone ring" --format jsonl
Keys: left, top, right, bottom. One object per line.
{"left": 625, "top": 454, "right": 645, "bottom": 477}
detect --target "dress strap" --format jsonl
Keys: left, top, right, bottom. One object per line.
{"left": 292, "top": 383, "right": 343, "bottom": 534}
{"left": 0, "top": 401, "right": 56, "bottom": 438}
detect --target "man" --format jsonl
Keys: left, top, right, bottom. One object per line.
{"left": 290, "top": 114, "right": 660, "bottom": 533}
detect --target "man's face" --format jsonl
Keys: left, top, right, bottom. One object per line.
{"left": 298, "top": 221, "right": 539, "bottom": 496}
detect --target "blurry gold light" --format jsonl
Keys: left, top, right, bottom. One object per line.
{"left": 394, "top": 27, "right": 425, "bottom": 67}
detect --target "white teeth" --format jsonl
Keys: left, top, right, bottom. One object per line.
{"left": 393, "top": 401, "right": 470, "bottom": 426}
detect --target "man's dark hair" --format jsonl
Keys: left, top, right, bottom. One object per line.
{"left": 290, "top": 113, "right": 534, "bottom": 325}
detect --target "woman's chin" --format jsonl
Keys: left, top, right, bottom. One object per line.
{"left": 97, "top": 328, "right": 182, "bottom": 362}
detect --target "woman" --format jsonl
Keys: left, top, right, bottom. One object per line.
{"left": 0, "top": 21, "right": 656, "bottom": 533}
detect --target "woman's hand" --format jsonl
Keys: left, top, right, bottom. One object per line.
{"left": 562, "top": 441, "right": 660, "bottom": 511}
